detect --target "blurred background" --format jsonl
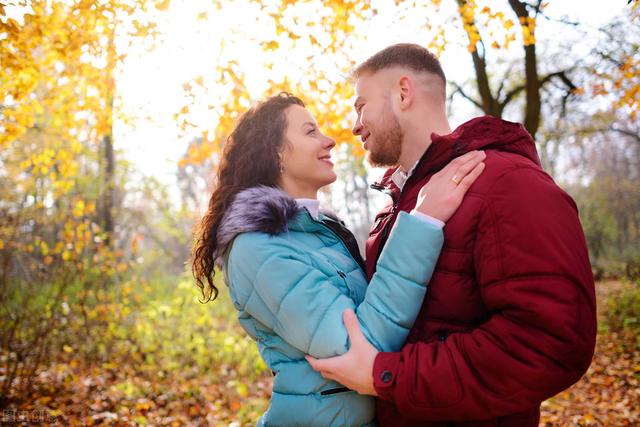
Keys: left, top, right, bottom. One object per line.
{"left": 1, "top": 0, "right": 638, "bottom": 425}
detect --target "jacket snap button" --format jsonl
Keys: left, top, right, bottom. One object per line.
{"left": 437, "top": 332, "right": 447, "bottom": 341}
{"left": 380, "top": 370, "right": 392, "bottom": 383}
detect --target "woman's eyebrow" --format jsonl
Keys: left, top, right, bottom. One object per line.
{"left": 301, "top": 121, "right": 316, "bottom": 130}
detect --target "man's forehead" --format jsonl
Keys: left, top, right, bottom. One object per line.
{"left": 355, "top": 68, "right": 397, "bottom": 95}
{"left": 354, "top": 72, "right": 376, "bottom": 97}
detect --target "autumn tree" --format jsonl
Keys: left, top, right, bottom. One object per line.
{"left": 175, "top": 0, "right": 638, "bottom": 249}
{"left": 564, "top": 4, "right": 640, "bottom": 267}
{"left": 0, "top": 0, "right": 165, "bottom": 403}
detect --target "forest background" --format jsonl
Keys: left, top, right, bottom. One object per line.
{"left": 1, "top": 0, "right": 639, "bottom": 425}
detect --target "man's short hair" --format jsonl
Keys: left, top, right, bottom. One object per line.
{"left": 353, "top": 43, "right": 446, "bottom": 85}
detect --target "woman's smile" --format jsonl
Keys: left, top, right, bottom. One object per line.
{"left": 319, "top": 154, "right": 333, "bottom": 167}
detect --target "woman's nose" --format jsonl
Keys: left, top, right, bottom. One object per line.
{"left": 323, "top": 135, "right": 336, "bottom": 149}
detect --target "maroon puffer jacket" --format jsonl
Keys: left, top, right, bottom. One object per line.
{"left": 366, "top": 116, "right": 596, "bottom": 427}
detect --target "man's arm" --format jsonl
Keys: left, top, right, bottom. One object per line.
{"left": 309, "top": 166, "right": 597, "bottom": 421}
{"left": 371, "top": 167, "right": 597, "bottom": 420}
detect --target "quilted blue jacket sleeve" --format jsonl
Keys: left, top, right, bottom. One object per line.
{"left": 226, "top": 211, "right": 444, "bottom": 358}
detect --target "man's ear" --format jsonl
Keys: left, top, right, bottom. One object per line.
{"left": 398, "top": 75, "right": 414, "bottom": 110}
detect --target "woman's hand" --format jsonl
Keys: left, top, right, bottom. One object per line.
{"left": 414, "top": 150, "right": 486, "bottom": 223}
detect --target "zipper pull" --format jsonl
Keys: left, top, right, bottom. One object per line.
{"left": 370, "top": 182, "right": 395, "bottom": 198}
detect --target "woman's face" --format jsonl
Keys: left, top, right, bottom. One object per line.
{"left": 279, "top": 105, "right": 337, "bottom": 194}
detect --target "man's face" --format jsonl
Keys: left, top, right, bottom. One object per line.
{"left": 352, "top": 71, "right": 404, "bottom": 168}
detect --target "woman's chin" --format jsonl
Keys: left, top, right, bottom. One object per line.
{"left": 319, "top": 172, "right": 338, "bottom": 187}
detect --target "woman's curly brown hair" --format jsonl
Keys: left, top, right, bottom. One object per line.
{"left": 191, "top": 92, "right": 305, "bottom": 302}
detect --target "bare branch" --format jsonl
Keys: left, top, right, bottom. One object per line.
{"left": 450, "top": 82, "right": 483, "bottom": 110}
{"left": 538, "top": 11, "right": 581, "bottom": 26}
{"left": 539, "top": 70, "right": 577, "bottom": 91}
{"left": 496, "top": 63, "right": 516, "bottom": 99}
{"left": 499, "top": 84, "right": 526, "bottom": 111}
{"left": 574, "top": 127, "right": 640, "bottom": 144}
{"left": 609, "top": 127, "right": 640, "bottom": 143}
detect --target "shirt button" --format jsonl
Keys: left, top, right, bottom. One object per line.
{"left": 380, "top": 370, "right": 393, "bottom": 383}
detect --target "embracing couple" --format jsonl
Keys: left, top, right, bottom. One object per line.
{"left": 191, "top": 43, "right": 596, "bottom": 426}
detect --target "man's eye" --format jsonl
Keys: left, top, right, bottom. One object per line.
{"left": 307, "top": 128, "right": 316, "bottom": 135}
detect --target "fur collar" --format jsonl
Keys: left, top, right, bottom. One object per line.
{"left": 214, "top": 185, "right": 342, "bottom": 266}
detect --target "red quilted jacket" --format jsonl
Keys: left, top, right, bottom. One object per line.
{"left": 366, "top": 116, "right": 596, "bottom": 427}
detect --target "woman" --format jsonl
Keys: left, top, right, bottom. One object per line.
{"left": 191, "top": 93, "right": 484, "bottom": 426}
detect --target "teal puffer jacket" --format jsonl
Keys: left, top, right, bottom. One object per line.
{"left": 218, "top": 186, "right": 443, "bottom": 426}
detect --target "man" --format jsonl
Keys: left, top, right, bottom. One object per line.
{"left": 307, "top": 43, "right": 596, "bottom": 426}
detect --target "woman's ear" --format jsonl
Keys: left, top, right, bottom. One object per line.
{"left": 278, "top": 142, "right": 291, "bottom": 174}
{"left": 278, "top": 151, "right": 285, "bottom": 173}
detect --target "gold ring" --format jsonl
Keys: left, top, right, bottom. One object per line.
{"left": 451, "top": 175, "right": 461, "bottom": 185}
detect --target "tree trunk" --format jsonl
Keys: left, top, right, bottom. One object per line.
{"left": 100, "top": 133, "right": 115, "bottom": 247}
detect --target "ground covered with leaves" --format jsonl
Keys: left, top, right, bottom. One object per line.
{"left": 3, "top": 280, "right": 638, "bottom": 426}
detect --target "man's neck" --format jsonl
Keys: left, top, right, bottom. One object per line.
{"left": 398, "top": 114, "right": 451, "bottom": 172}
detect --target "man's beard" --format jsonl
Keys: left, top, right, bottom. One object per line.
{"left": 367, "top": 101, "right": 403, "bottom": 168}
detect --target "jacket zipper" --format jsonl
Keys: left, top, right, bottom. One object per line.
{"left": 302, "top": 211, "right": 358, "bottom": 396}
{"left": 302, "top": 209, "right": 365, "bottom": 274}
{"left": 370, "top": 183, "right": 400, "bottom": 263}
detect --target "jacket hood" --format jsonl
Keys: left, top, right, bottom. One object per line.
{"left": 214, "top": 185, "right": 341, "bottom": 266}
{"left": 215, "top": 186, "right": 300, "bottom": 266}
{"left": 376, "top": 116, "right": 540, "bottom": 190}
{"left": 439, "top": 115, "right": 540, "bottom": 164}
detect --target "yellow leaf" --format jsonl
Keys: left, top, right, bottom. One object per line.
{"left": 236, "top": 382, "right": 249, "bottom": 397}
{"left": 73, "top": 200, "right": 85, "bottom": 218}
{"left": 155, "top": 0, "right": 171, "bottom": 11}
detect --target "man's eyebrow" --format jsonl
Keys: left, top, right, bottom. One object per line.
{"left": 301, "top": 121, "right": 316, "bottom": 129}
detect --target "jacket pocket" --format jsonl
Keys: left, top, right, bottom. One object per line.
{"left": 320, "top": 386, "right": 352, "bottom": 396}
{"left": 336, "top": 269, "right": 357, "bottom": 300}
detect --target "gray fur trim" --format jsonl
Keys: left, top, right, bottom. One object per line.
{"left": 214, "top": 185, "right": 300, "bottom": 266}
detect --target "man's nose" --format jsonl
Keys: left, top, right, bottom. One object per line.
{"left": 352, "top": 119, "right": 363, "bottom": 136}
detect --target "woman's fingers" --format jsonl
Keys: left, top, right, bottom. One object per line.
{"left": 441, "top": 150, "right": 485, "bottom": 177}
{"left": 456, "top": 162, "right": 485, "bottom": 194}
{"left": 413, "top": 150, "right": 487, "bottom": 223}
{"left": 451, "top": 152, "right": 486, "bottom": 184}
